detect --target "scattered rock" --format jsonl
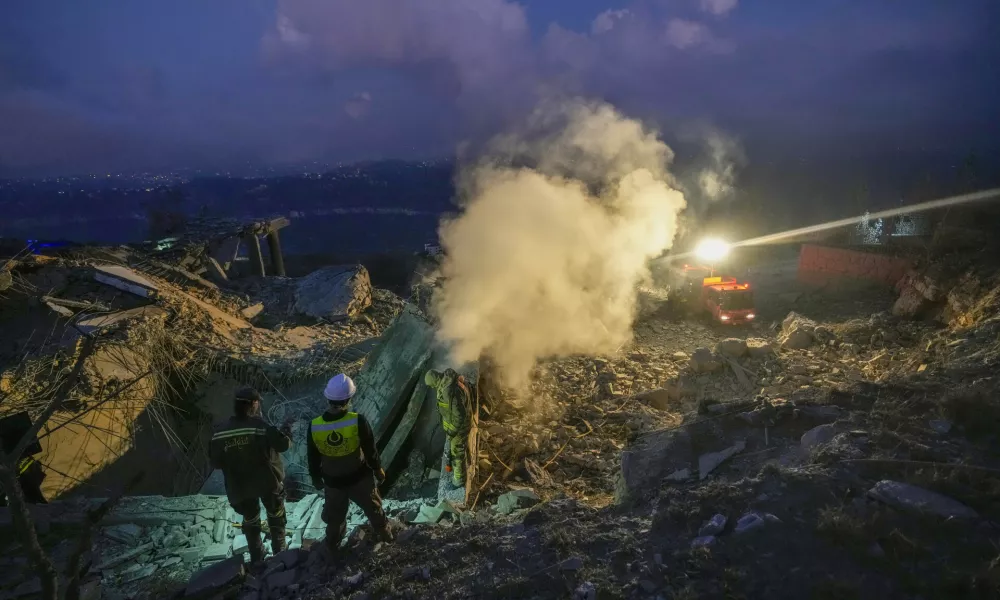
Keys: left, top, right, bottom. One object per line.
{"left": 101, "top": 524, "right": 143, "bottom": 545}
{"left": 929, "top": 419, "right": 952, "bottom": 434}
{"left": 402, "top": 566, "right": 432, "bottom": 581}
{"left": 716, "top": 338, "right": 748, "bottom": 358}
{"left": 780, "top": 328, "right": 815, "bottom": 350}
{"left": 746, "top": 338, "right": 774, "bottom": 358}
{"left": 867, "top": 480, "right": 978, "bottom": 520}
{"left": 734, "top": 512, "right": 767, "bottom": 534}
{"left": 266, "top": 567, "right": 297, "bottom": 591}
{"left": 698, "top": 514, "right": 727, "bottom": 537}
{"left": 690, "top": 348, "right": 722, "bottom": 373}
{"left": 575, "top": 582, "right": 597, "bottom": 600}
{"left": 559, "top": 556, "right": 585, "bottom": 571}
{"left": 698, "top": 440, "right": 746, "bottom": 480}
{"left": 184, "top": 556, "right": 245, "bottom": 598}
{"left": 635, "top": 388, "right": 674, "bottom": 411}
{"left": 665, "top": 468, "right": 691, "bottom": 482}
{"left": 413, "top": 504, "right": 446, "bottom": 525}
{"left": 496, "top": 489, "right": 541, "bottom": 515}
{"left": 800, "top": 424, "right": 836, "bottom": 451}
{"left": 691, "top": 536, "right": 716, "bottom": 548}
{"left": 344, "top": 572, "right": 365, "bottom": 588}
{"left": 616, "top": 429, "right": 694, "bottom": 501}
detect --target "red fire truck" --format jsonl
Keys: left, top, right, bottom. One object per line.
{"left": 667, "top": 265, "right": 756, "bottom": 324}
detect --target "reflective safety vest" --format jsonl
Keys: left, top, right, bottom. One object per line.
{"left": 17, "top": 456, "right": 35, "bottom": 475}
{"left": 311, "top": 412, "right": 361, "bottom": 458}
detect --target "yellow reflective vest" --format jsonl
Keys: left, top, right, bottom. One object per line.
{"left": 310, "top": 412, "right": 361, "bottom": 458}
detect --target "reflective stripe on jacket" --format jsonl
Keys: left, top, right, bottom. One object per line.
{"left": 17, "top": 456, "right": 35, "bottom": 475}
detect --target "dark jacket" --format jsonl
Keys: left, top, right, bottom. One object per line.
{"left": 209, "top": 416, "right": 291, "bottom": 504}
{"left": 307, "top": 409, "right": 382, "bottom": 487}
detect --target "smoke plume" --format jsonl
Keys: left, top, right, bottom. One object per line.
{"left": 432, "top": 100, "right": 687, "bottom": 387}
{"left": 697, "top": 129, "right": 744, "bottom": 201}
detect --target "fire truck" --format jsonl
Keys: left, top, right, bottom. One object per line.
{"left": 666, "top": 264, "right": 756, "bottom": 324}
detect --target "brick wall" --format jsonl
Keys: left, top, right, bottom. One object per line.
{"left": 797, "top": 244, "right": 912, "bottom": 287}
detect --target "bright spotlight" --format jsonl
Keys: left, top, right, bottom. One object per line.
{"left": 694, "top": 238, "right": 730, "bottom": 262}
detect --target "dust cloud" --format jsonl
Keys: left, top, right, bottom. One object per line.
{"left": 432, "top": 100, "right": 688, "bottom": 388}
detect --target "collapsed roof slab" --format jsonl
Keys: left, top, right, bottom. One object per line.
{"left": 93, "top": 265, "right": 160, "bottom": 299}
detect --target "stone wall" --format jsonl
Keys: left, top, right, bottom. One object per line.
{"left": 797, "top": 244, "right": 912, "bottom": 287}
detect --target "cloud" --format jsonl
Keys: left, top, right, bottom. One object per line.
{"left": 592, "top": 9, "right": 632, "bottom": 35}
{"left": 699, "top": 0, "right": 738, "bottom": 17}
{"left": 663, "top": 18, "right": 732, "bottom": 52}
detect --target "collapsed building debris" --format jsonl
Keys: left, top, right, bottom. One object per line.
{"left": 5, "top": 230, "right": 1000, "bottom": 599}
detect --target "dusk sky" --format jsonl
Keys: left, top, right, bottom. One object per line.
{"left": 1, "top": 0, "right": 998, "bottom": 176}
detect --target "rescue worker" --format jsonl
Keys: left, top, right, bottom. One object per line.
{"left": 208, "top": 387, "right": 292, "bottom": 565}
{"left": 0, "top": 453, "right": 47, "bottom": 506}
{"left": 424, "top": 368, "right": 471, "bottom": 487}
{"left": 307, "top": 373, "right": 392, "bottom": 551}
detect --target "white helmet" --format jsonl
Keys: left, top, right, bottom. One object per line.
{"left": 323, "top": 373, "right": 356, "bottom": 403}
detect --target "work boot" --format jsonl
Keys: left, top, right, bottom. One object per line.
{"left": 270, "top": 528, "right": 287, "bottom": 555}
{"left": 245, "top": 529, "right": 265, "bottom": 566}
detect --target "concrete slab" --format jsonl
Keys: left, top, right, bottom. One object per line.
{"left": 184, "top": 555, "right": 245, "bottom": 598}
{"left": 75, "top": 306, "right": 168, "bottom": 335}
{"left": 93, "top": 265, "right": 159, "bottom": 298}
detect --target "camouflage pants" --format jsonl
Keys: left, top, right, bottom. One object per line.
{"left": 445, "top": 428, "right": 467, "bottom": 485}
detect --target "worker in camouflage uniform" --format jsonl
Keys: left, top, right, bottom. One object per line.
{"left": 209, "top": 387, "right": 292, "bottom": 565}
{"left": 424, "top": 368, "right": 471, "bottom": 487}
{"left": 307, "top": 374, "right": 392, "bottom": 552}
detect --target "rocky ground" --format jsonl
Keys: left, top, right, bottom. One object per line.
{"left": 5, "top": 249, "right": 1000, "bottom": 599}
{"left": 258, "top": 254, "right": 998, "bottom": 600}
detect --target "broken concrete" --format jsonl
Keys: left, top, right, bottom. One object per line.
{"left": 293, "top": 264, "right": 373, "bottom": 322}
{"left": 616, "top": 429, "right": 694, "bottom": 501}
{"left": 698, "top": 440, "right": 746, "bottom": 480}
{"left": 93, "top": 264, "right": 160, "bottom": 298}
{"left": 867, "top": 480, "right": 978, "bottom": 520}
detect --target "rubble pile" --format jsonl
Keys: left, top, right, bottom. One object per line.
{"left": 3, "top": 243, "right": 1000, "bottom": 599}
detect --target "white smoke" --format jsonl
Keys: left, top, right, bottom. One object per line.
{"left": 432, "top": 100, "right": 687, "bottom": 388}
{"left": 697, "top": 129, "right": 744, "bottom": 201}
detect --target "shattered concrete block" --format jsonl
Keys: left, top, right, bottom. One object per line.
{"left": 240, "top": 303, "right": 264, "bottom": 319}
{"left": 293, "top": 265, "right": 372, "bottom": 321}
{"left": 101, "top": 524, "right": 142, "bottom": 545}
{"left": 698, "top": 441, "right": 746, "bottom": 480}
{"left": 177, "top": 547, "right": 207, "bottom": 564}
{"left": 616, "top": 429, "right": 694, "bottom": 502}
{"left": 715, "top": 338, "right": 748, "bottom": 358}
{"left": 698, "top": 514, "right": 727, "bottom": 537}
{"left": 185, "top": 555, "right": 245, "bottom": 598}
{"left": 867, "top": 480, "right": 978, "bottom": 520}
{"left": 800, "top": 424, "right": 836, "bottom": 451}
{"left": 95, "top": 543, "right": 154, "bottom": 571}
{"left": 495, "top": 489, "right": 541, "bottom": 515}
{"left": 232, "top": 534, "right": 250, "bottom": 555}
{"left": 202, "top": 542, "right": 232, "bottom": 562}
{"left": 93, "top": 265, "right": 159, "bottom": 298}
{"left": 689, "top": 347, "right": 722, "bottom": 373}
{"left": 122, "top": 563, "right": 159, "bottom": 583}
{"left": 412, "top": 505, "right": 446, "bottom": 525}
